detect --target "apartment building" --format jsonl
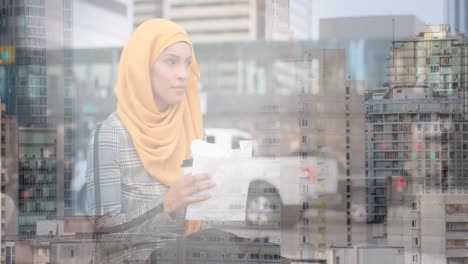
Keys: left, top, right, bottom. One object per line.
{"left": 387, "top": 25, "right": 467, "bottom": 98}
{"left": 366, "top": 24, "right": 468, "bottom": 226}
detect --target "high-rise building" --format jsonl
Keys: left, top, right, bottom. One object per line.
{"left": 365, "top": 85, "right": 467, "bottom": 223}
{"left": 366, "top": 25, "right": 468, "bottom": 227}
{"left": 0, "top": 0, "right": 75, "bottom": 239}
{"left": 319, "top": 15, "right": 426, "bottom": 89}
{"left": 164, "top": 0, "right": 264, "bottom": 43}
{"left": 133, "top": 0, "right": 163, "bottom": 30}
{"left": 320, "top": 15, "right": 425, "bottom": 40}
{"left": 74, "top": 0, "right": 134, "bottom": 48}
{"left": 445, "top": 0, "right": 468, "bottom": 35}
{"left": 18, "top": 127, "right": 57, "bottom": 239}
{"left": 163, "top": 0, "right": 312, "bottom": 43}
{"left": 387, "top": 25, "right": 467, "bottom": 98}
{"left": 288, "top": 0, "right": 313, "bottom": 40}
{"left": 1, "top": 102, "right": 19, "bottom": 263}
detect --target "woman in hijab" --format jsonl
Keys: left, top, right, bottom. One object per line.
{"left": 86, "top": 19, "right": 215, "bottom": 263}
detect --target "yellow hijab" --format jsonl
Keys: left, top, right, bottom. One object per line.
{"left": 115, "top": 19, "right": 203, "bottom": 186}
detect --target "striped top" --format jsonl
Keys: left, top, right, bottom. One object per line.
{"left": 86, "top": 112, "right": 185, "bottom": 263}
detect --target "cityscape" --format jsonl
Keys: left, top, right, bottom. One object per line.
{"left": 0, "top": 0, "right": 467, "bottom": 263}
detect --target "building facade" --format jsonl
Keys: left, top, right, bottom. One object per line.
{"left": 18, "top": 128, "right": 57, "bottom": 239}
{"left": 133, "top": 0, "right": 163, "bottom": 30}
{"left": 366, "top": 85, "right": 467, "bottom": 222}
{"left": 387, "top": 25, "right": 467, "bottom": 98}
{"left": 366, "top": 25, "right": 468, "bottom": 228}
{"left": 386, "top": 184, "right": 468, "bottom": 264}
{"left": 1, "top": 102, "right": 19, "bottom": 263}
{"left": 0, "top": 0, "right": 75, "bottom": 242}
{"left": 73, "top": 0, "right": 133, "bottom": 48}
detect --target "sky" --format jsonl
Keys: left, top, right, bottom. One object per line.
{"left": 311, "top": 0, "right": 445, "bottom": 39}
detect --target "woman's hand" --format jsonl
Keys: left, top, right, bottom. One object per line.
{"left": 163, "top": 173, "right": 215, "bottom": 213}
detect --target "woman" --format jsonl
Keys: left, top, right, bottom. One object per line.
{"left": 86, "top": 19, "right": 215, "bottom": 263}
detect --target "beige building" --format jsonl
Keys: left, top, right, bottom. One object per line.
{"left": 134, "top": 0, "right": 313, "bottom": 41}
{"left": 164, "top": 0, "right": 296, "bottom": 43}
{"left": 387, "top": 188, "right": 468, "bottom": 264}
{"left": 328, "top": 245, "right": 404, "bottom": 264}
{"left": 387, "top": 25, "right": 468, "bottom": 98}
{"left": 133, "top": 0, "right": 163, "bottom": 30}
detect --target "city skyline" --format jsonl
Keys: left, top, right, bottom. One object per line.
{"left": 1, "top": 0, "right": 466, "bottom": 263}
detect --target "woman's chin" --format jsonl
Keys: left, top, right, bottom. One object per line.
{"left": 168, "top": 95, "right": 186, "bottom": 105}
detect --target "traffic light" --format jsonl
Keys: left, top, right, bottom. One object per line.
{"left": 0, "top": 46, "right": 15, "bottom": 64}
{"left": 396, "top": 176, "right": 406, "bottom": 193}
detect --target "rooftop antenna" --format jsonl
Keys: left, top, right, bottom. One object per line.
{"left": 392, "top": 16, "right": 395, "bottom": 76}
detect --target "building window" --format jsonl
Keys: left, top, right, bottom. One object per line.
{"left": 412, "top": 254, "right": 419, "bottom": 263}
{"left": 412, "top": 237, "right": 419, "bottom": 246}
{"left": 38, "top": 248, "right": 43, "bottom": 256}
{"left": 301, "top": 135, "right": 307, "bottom": 144}
{"left": 316, "top": 103, "right": 324, "bottom": 113}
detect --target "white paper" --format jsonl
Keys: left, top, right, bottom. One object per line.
{"left": 185, "top": 140, "right": 339, "bottom": 221}
{"left": 187, "top": 140, "right": 259, "bottom": 221}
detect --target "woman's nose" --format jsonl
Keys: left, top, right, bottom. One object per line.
{"left": 176, "top": 64, "right": 190, "bottom": 79}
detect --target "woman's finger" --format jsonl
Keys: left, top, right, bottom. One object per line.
{"left": 186, "top": 193, "right": 211, "bottom": 204}
{"left": 192, "top": 173, "right": 211, "bottom": 182}
{"left": 189, "top": 182, "right": 215, "bottom": 195}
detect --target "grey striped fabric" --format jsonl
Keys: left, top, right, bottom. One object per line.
{"left": 86, "top": 112, "right": 185, "bottom": 263}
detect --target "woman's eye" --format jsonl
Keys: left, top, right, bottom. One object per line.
{"left": 185, "top": 60, "right": 191, "bottom": 67}
{"left": 166, "top": 59, "right": 176, "bottom": 65}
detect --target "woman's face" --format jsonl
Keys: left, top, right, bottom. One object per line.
{"left": 150, "top": 41, "right": 192, "bottom": 112}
